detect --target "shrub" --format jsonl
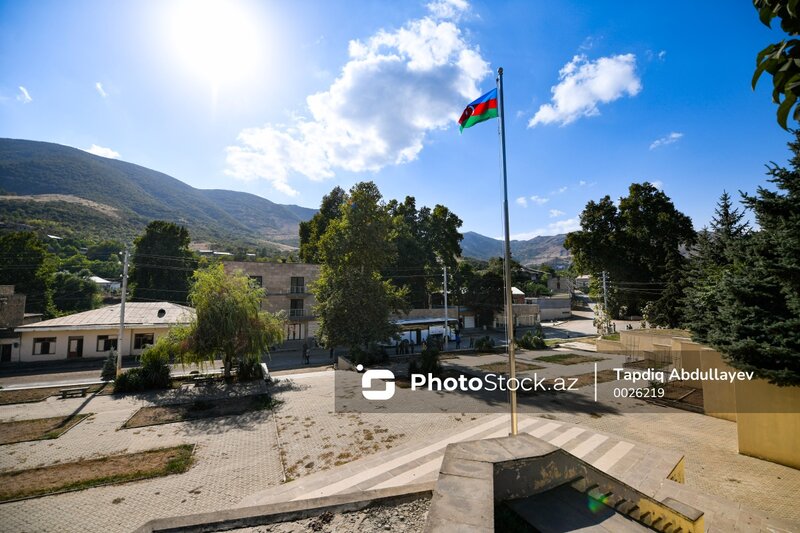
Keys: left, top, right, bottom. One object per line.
{"left": 100, "top": 352, "right": 117, "bottom": 381}
{"left": 516, "top": 331, "right": 546, "bottom": 350}
{"left": 419, "top": 345, "right": 441, "bottom": 376}
{"left": 237, "top": 354, "right": 262, "bottom": 381}
{"left": 474, "top": 336, "right": 496, "bottom": 353}
{"left": 351, "top": 342, "right": 388, "bottom": 365}
{"left": 114, "top": 344, "right": 171, "bottom": 393}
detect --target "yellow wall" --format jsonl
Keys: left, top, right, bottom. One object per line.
{"left": 735, "top": 379, "right": 800, "bottom": 469}
{"left": 699, "top": 348, "right": 737, "bottom": 422}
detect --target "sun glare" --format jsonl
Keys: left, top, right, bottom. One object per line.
{"left": 169, "top": 0, "right": 263, "bottom": 87}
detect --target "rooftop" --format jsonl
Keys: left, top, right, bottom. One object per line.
{"left": 16, "top": 302, "right": 195, "bottom": 331}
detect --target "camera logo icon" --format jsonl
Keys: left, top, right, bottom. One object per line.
{"left": 357, "top": 364, "right": 396, "bottom": 401}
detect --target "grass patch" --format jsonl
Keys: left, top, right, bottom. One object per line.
{"left": 0, "top": 444, "right": 194, "bottom": 502}
{"left": 0, "top": 384, "right": 109, "bottom": 405}
{"left": 535, "top": 353, "right": 605, "bottom": 365}
{"left": 601, "top": 332, "right": 620, "bottom": 341}
{"left": 477, "top": 361, "right": 544, "bottom": 373}
{"left": 0, "top": 414, "right": 91, "bottom": 445}
{"left": 123, "top": 394, "right": 277, "bottom": 429}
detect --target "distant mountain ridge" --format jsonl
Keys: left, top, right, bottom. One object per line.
{"left": 0, "top": 138, "right": 572, "bottom": 262}
{"left": 460, "top": 231, "right": 571, "bottom": 267}
{"left": 0, "top": 138, "right": 315, "bottom": 247}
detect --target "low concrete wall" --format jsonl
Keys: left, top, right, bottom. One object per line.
{"left": 735, "top": 379, "right": 800, "bottom": 469}
{"left": 699, "top": 348, "right": 737, "bottom": 422}
{"left": 596, "top": 338, "right": 624, "bottom": 354}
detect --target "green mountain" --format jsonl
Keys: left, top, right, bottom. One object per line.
{"left": 460, "top": 231, "right": 571, "bottom": 267}
{"left": 0, "top": 138, "right": 315, "bottom": 247}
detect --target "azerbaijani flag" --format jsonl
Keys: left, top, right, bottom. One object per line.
{"left": 458, "top": 88, "right": 498, "bottom": 132}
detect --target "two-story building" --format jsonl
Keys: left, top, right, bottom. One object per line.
{"left": 223, "top": 262, "right": 321, "bottom": 341}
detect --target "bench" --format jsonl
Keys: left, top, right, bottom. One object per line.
{"left": 60, "top": 387, "right": 89, "bottom": 399}
{"left": 192, "top": 376, "right": 214, "bottom": 387}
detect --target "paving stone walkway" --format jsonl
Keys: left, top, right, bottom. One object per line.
{"left": 0, "top": 369, "right": 798, "bottom": 532}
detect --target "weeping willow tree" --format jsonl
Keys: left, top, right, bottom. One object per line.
{"left": 181, "top": 263, "right": 284, "bottom": 379}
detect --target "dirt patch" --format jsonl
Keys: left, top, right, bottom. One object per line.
{"left": 0, "top": 383, "right": 109, "bottom": 405}
{"left": 535, "top": 353, "right": 606, "bottom": 365}
{"left": 0, "top": 414, "right": 91, "bottom": 445}
{"left": 123, "top": 394, "right": 275, "bottom": 429}
{"left": 0, "top": 444, "right": 194, "bottom": 502}
{"left": 0, "top": 194, "right": 121, "bottom": 218}
{"left": 477, "top": 361, "right": 544, "bottom": 373}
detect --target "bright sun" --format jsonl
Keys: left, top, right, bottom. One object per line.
{"left": 168, "top": 0, "right": 263, "bottom": 87}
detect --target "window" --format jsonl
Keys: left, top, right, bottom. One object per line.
{"left": 290, "top": 276, "right": 305, "bottom": 294}
{"left": 249, "top": 275, "right": 263, "bottom": 287}
{"left": 134, "top": 333, "right": 154, "bottom": 350}
{"left": 290, "top": 299, "right": 304, "bottom": 317}
{"left": 33, "top": 337, "right": 56, "bottom": 355}
{"left": 96, "top": 335, "right": 118, "bottom": 352}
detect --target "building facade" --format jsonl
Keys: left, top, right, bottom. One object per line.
{"left": 223, "top": 262, "right": 321, "bottom": 341}
{"left": 13, "top": 302, "right": 194, "bottom": 362}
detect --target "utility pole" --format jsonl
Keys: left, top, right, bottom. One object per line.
{"left": 117, "top": 247, "right": 129, "bottom": 376}
{"left": 443, "top": 265, "right": 449, "bottom": 347}
{"left": 602, "top": 270, "right": 609, "bottom": 335}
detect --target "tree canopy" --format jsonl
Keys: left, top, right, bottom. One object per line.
{"left": 695, "top": 133, "right": 800, "bottom": 385}
{"left": 753, "top": 0, "right": 800, "bottom": 129}
{"left": 130, "top": 221, "right": 196, "bottom": 303}
{"left": 181, "top": 263, "right": 283, "bottom": 379}
{"left": 0, "top": 232, "right": 55, "bottom": 316}
{"left": 313, "top": 182, "right": 408, "bottom": 359}
{"left": 564, "top": 182, "right": 695, "bottom": 318}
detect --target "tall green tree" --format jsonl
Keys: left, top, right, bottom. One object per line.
{"left": 130, "top": 221, "right": 195, "bottom": 303}
{"left": 565, "top": 183, "right": 695, "bottom": 317}
{"left": 299, "top": 186, "right": 346, "bottom": 263}
{"left": 0, "top": 232, "right": 55, "bottom": 316}
{"left": 684, "top": 192, "right": 751, "bottom": 339}
{"left": 313, "top": 182, "right": 408, "bottom": 359}
{"left": 182, "top": 263, "right": 283, "bottom": 379}
{"left": 385, "top": 198, "right": 463, "bottom": 308}
{"left": 698, "top": 134, "right": 800, "bottom": 385}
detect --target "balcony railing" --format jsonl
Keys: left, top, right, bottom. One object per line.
{"left": 289, "top": 308, "right": 307, "bottom": 318}
{"left": 289, "top": 285, "right": 306, "bottom": 294}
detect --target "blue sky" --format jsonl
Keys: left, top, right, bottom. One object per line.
{"left": 0, "top": 0, "right": 793, "bottom": 240}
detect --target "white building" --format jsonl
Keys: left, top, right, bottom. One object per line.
{"left": 13, "top": 302, "right": 194, "bottom": 362}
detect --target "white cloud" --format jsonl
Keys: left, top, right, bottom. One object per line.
{"left": 17, "top": 86, "right": 32, "bottom": 103}
{"left": 649, "top": 132, "right": 683, "bottom": 150}
{"left": 529, "top": 195, "right": 549, "bottom": 205}
{"left": 512, "top": 217, "right": 580, "bottom": 240}
{"left": 529, "top": 54, "right": 641, "bottom": 127}
{"left": 426, "top": 0, "right": 469, "bottom": 20}
{"left": 579, "top": 180, "right": 587, "bottom": 186}
{"left": 651, "top": 180, "right": 663, "bottom": 190}
{"left": 515, "top": 196, "right": 528, "bottom": 208}
{"left": 84, "top": 144, "right": 120, "bottom": 159}
{"left": 225, "top": 3, "right": 488, "bottom": 196}
{"left": 95, "top": 82, "right": 107, "bottom": 98}
{"left": 549, "top": 209, "right": 565, "bottom": 218}
{"left": 658, "top": 50, "right": 667, "bottom": 61}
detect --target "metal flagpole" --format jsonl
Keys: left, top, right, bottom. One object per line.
{"left": 497, "top": 67, "right": 518, "bottom": 435}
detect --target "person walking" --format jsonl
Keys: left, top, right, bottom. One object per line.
{"left": 302, "top": 342, "right": 309, "bottom": 364}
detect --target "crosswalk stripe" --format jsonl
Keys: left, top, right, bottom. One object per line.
{"left": 548, "top": 427, "right": 585, "bottom": 447}
{"left": 567, "top": 434, "right": 609, "bottom": 458}
{"left": 369, "top": 418, "right": 541, "bottom": 491}
{"left": 592, "top": 441, "right": 635, "bottom": 471}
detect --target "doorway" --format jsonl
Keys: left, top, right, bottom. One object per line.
{"left": 67, "top": 337, "right": 84, "bottom": 358}
{"left": 0, "top": 344, "right": 11, "bottom": 362}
